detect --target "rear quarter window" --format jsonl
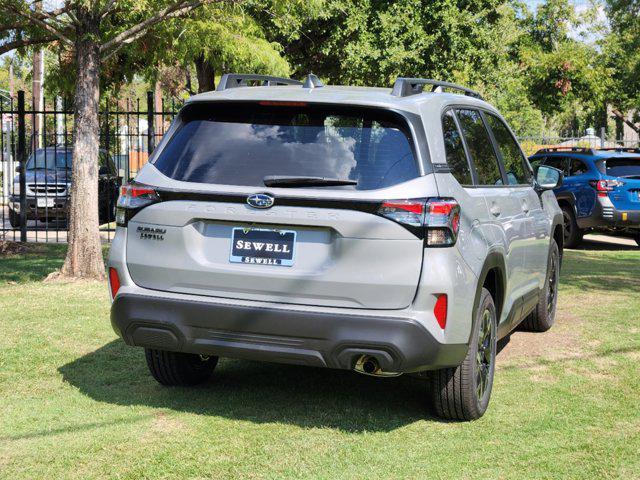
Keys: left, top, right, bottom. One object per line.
{"left": 152, "top": 102, "right": 420, "bottom": 190}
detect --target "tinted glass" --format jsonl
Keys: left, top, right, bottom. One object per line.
{"left": 456, "top": 109, "right": 503, "bottom": 185}
{"left": 544, "top": 157, "right": 569, "bottom": 176}
{"left": 604, "top": 158, "right": 640, "bottom": 178}
{"left": 570, "top": 159, "right": 588, "bottom": 176}
{"left": 26, "top": 149, "right": 72, "bottom": 170}
{"left": 153, "top": 103, "right": 420, "bottom": 190}
{"left": 442, "top": 110, "right": 472, "bottom": 185}
{"left": 485, "top": 114, "right": 530, "bottom": 185}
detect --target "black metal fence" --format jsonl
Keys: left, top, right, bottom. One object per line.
{"left": 1, "top": 90, "right": 639, "bottom": 244}
{"left": 1, "top": 90, "right": 181, "bottom": 242}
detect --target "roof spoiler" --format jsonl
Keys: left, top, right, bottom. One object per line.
{"left": 391, "top": 78, "right": 483, "bottom": 99}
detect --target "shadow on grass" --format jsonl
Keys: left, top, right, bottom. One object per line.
{"left": 0, "top": 242, "right": 111, "bottom": 283}
{"left": 59, "top": 340, "right": 435, "bottom": 432}
{"left": 560, "top": 249, "right": 640, "bottom": 292}
{"left": 0, "top": 244, "right": 67, "bottom": 283}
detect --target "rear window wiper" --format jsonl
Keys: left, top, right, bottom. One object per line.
{"left": 263, "top": 175, "right": 358, "bottom": 187}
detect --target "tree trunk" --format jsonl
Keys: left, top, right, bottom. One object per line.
{"left": 60, "top": 34, "right": 105, "bottom": 280}
{"left": 195, "top": 54, "right": 216, "bottom": 93}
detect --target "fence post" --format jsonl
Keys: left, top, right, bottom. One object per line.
{"left": 147, "top": 91, "right": 155, "bottom": 154}
{"left": 600, "top": 127, "right": 606, "bottom": 148}
{"left": 17, "top": 90, "right": 26, "bottom": 242}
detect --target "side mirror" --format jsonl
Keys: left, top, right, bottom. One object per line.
{"left": 535, "top": 165, "right": 563, "bottom": 191}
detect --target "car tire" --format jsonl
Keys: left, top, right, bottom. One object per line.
{"left": 145, "top": 349, "right": 218, "bottom": 386}
{"left": 8, "top": 209, "right": 21, "bottom": 229}
{"left": 561, "top": 204, "right": 583, "bottom": 248}
{"left": 521, "top": 240, "right": 560, "bottom": 332}
{"left": 427, "top": 287, "right": 497, "bottom": 421}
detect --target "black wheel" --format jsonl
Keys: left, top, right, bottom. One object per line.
{"left": 145, "top": 349, "right": 218, "bottom": 386}
{"left": 561, "top": 204, "right": 583, "bottom": 248}
{"left": 521, "top": 240, "right": 560, "bottom": 332}
{"left": 427, "top": 288, "right": 497, "bottom": 421}
{"left": 8, "top": 209, "right": 21, "bottom": 228}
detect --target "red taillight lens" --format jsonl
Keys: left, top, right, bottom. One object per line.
{"left": 376, "top": 198, "right": 460, "bottom": 246}
{"left": 378, "top": 200, "right": 425, "bottom": 227}
{"left": 116, "top": 183, "right": 159, "bottom": 226}
{"left": 434, "top": 294, "right": 447, "bottom": 329}
{"left": 425, "top": 199, "right": 460, "bottom": 246}
{"left": 108, "top": 267, "right": 120, "bottom": 299}
{"left": 590, "top": 179, "right": 624, "bottom": 198}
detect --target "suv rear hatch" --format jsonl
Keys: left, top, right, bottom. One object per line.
{"left": 125, "top": 101, "right": 428, "bottom": 309}
{"left": 599, "top": 157, "right": 640, "bottom": 211}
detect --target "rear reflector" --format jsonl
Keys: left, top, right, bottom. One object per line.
{"left": 434, "top": 294, "right": 447, "bottom": 329}
{"left": 109, "top": 267, "right": 120, "bottom": 299}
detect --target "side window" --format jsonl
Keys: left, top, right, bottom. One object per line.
{"left": 456, "top": 109, "right": 503, "bottom": 185}
{"left": 442, "top": 110, "right": 473, "bottom": 185}
{"left": 485, "top": 113, "right": 531, "bottom": 185}
{"left": 544, "top": 156, "right": 569, "bottom": 177}
{"left": 570, "top": 159, "right": 588, "bottom": 176}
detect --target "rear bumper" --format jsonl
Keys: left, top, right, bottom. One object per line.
{"left": 111, "top": 293, "right": 468, "bottom": 373}
{"left": 577, "top": 198, "right": 640, "bottom": 230}
{"left": 9, "top": 196, "right": 69, "bottom": 219}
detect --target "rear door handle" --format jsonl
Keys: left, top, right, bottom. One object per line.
{"left": 490, "top": 204, "right": 501, "bottom": 217}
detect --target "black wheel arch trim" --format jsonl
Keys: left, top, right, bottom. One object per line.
{"left": 471, "top": 251, "right": 507, "bottom": 342}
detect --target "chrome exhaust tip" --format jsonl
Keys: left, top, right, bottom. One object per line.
{"left": 354, "top": 355, "right": 401, "bottom": 377}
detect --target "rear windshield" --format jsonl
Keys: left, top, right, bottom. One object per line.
{"left": 152, "top": 102, "right": 420, "bottom": 190}
{"left": 603, "top": 158, "right": 640, "bottom": 178}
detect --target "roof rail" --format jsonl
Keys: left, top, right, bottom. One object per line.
{"left": 533, "top": 146, "right": 597, "bottom": 156}
{"left": 597, "top": 147, "right": 640, "bottom": 153}
{"left": 391, "top": 78, "right": 483, "bottom": 99}
{"left": 217, "top": 74, "right": 302, "bottom": 91}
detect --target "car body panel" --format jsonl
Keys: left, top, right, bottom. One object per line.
{"left": 109, "top": 83, "right": 561, "bottom": 373}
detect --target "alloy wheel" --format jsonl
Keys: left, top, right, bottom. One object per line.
{"left": 475, "top": 309, "right": 495, "bottom": 401}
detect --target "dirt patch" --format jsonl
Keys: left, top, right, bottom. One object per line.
{"left": 43, "top": 270, "right": 105, "bottom": 283}
{"left": 0, "top": 241, "right": 46, "bottom": 256}
{"left": 497, "top": 311, "right": 583, "bottom": 366}
{"left": 149, "top": 411, "right": 185, "bottom": 434}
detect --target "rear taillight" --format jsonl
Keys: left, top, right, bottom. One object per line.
{"left": 116, "top": 183, "right": 159, "bottom": 226}
{"left": 108, "top": 267, "right": 120, "bottom": 299}
{"left": 377, "top": 198, "right": 460, "bottom": 246}
{"left": 590, "top": 179, "right": 624, "bottom": 197}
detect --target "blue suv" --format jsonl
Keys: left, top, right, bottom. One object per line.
{"left": 530, "top": 147, "right": 640, "bottom": 248}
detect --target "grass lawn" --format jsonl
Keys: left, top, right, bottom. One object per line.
{"left": 0, "top": 241, "right": 639, "bottom": 479}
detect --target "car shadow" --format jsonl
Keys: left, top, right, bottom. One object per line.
{"left": 58, "top": 339, "right": 442, "bottom": 432}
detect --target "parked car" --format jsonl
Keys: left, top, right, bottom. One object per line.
{"left": 8, "top": 147, "right": 119, "bottom": 228}
{"left": 108, "top": 74, "right": 564, "bottom": 421}
{"left": 529, "top": 147, "right": 640, "bottom": 247}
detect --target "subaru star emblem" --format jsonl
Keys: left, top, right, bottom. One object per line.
{"left": 247, "top": 193, "right": 274, "bottom": 209}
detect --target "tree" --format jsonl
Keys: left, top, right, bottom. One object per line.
{"left": 602, "top": 0, "right": 640, "bottom": 121}
{"left": 0, "top": 0, "right": 229, "bottom": 279}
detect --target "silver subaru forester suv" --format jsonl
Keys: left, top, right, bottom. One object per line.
{"left": 108, "top": 74, "right": 564, "bottom": 421}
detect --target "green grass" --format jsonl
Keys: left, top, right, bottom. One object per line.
{"left": 0, "top": 243, "right": 639, "bottom": 479}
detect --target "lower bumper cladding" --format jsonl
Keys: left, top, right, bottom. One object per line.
{"left": 111, "top": 293, "right": 468, "bottom": 373}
